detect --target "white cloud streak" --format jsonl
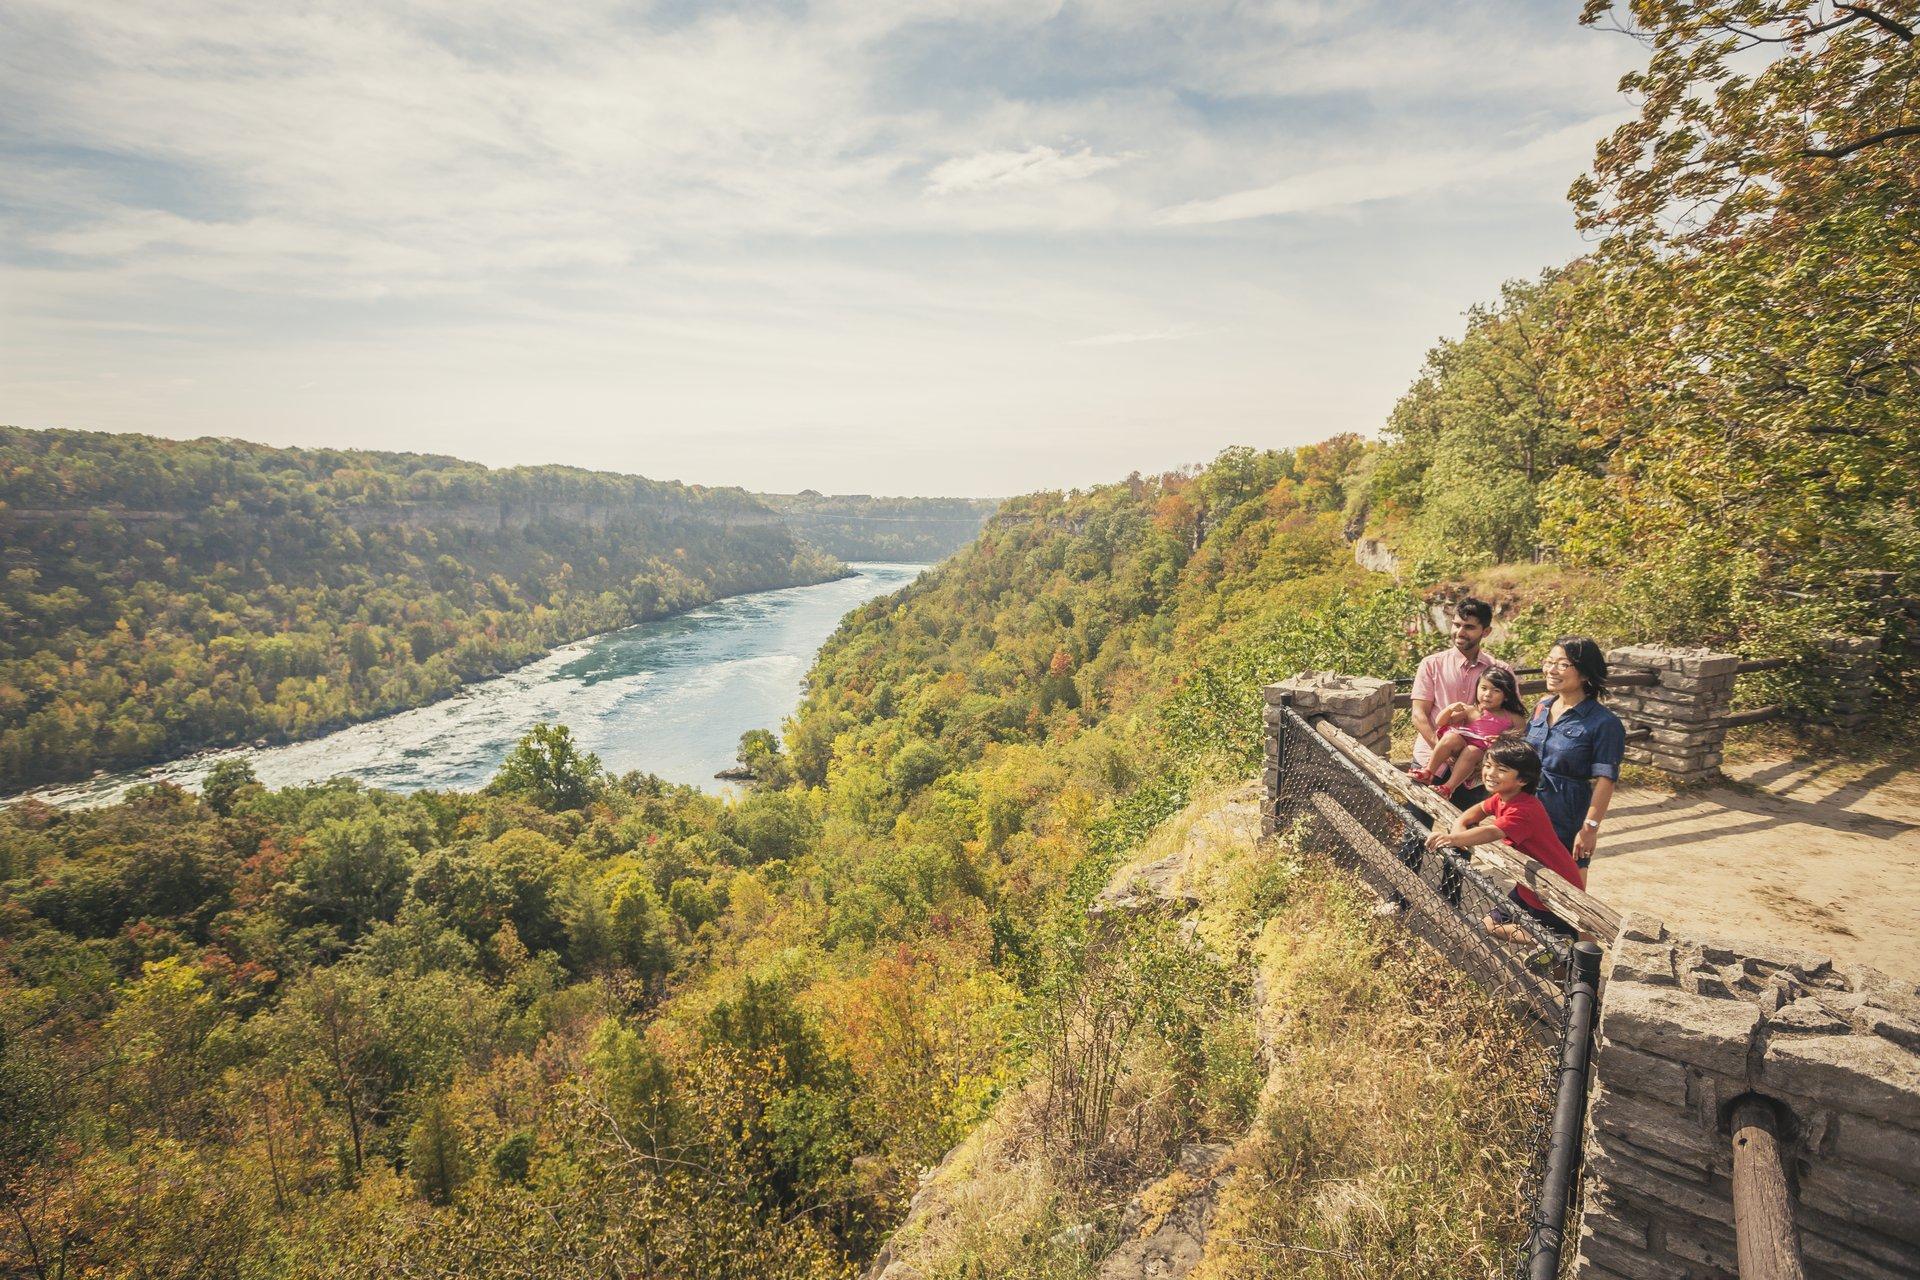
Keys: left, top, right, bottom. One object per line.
{"left": 927, "top": 145, "right": 1126, "bottom": 195}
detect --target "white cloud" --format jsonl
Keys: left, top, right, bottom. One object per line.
{"left": 1153, "top": 114, "right": 1628, "bottom": 226}
{"left": 926, "top": 145, "right": 1126, "bottom": 196}
{"left": 1069, "top": 323, "right": 1206, "bottom": 347}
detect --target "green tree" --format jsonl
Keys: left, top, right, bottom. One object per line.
{"left": 199, "top": 759, "right": 259, "bottom": 817}
{"left": 1550, "top": 1, "right": 1920, "bottom": 653}
{"left": 1370, "top": 270, "right": 1585, "bottom": 574}
{"left": 490, "top": 724, "right": 605, "bottom": 811}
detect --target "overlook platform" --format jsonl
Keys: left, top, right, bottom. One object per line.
{"left": 1586, "top": 755, "right": 1920, "bottom": 982}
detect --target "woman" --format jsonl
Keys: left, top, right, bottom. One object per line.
{"left": 1526, "top": 637, "right": 1626, "bottom": 867}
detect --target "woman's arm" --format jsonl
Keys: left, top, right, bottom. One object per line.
{"left": 1573, "top": 777, "right": 1616, "bottom": 862}
{"left": 1573, "top": 709, "right": 1628, "bottom": 861}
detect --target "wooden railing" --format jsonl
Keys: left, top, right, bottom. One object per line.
{"left": 1310, "top": 718, "right": 1621, "bottom": 941}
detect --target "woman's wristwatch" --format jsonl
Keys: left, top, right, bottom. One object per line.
{"left": 1583, "top": 818, "right": 1601, "bottom": 831}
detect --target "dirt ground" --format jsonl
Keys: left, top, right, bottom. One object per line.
{"left": 1588, "top": 755, "right": 1920, "bottom": 982}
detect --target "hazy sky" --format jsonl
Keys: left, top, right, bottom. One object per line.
{"left": 0, "top": 0, "right": 1639, "bottom": 497}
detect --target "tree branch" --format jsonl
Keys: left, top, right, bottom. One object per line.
{"left": 1804, "top": 122, "right": 1920, "bottom": 159}
{"left": 1836, "top": 5, "right": 1914, "bottom": 41}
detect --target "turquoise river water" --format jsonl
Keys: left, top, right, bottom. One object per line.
{"left": 22, "top": 562, "right": 926, "bottom": 809}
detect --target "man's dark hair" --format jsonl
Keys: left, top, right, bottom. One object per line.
{"left": 1555, "top": 636, "right": 1609, "bottom": 698}
{"left": 1455, "top": 597, "right": 1493, "bottom": 628}
{"left": 1487, "top": 735, "right": 1543, "bottom": 793}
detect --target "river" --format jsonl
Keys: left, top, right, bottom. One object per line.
{"left": 20, "top": 563, "right": 927, "bottom": 809}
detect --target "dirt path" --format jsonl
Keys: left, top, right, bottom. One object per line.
{"left": 1587, "top": 756, "right": 1920, "bottom": 981}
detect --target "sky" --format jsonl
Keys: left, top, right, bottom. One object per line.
{"left": 0, "top": 0, "right": 1643, "bottom": 497}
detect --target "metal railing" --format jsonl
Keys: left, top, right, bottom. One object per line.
{"left": 1266, "top": 705, "right": 1604, "bottom": 1277}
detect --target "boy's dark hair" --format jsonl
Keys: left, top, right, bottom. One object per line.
{"left": 1554, "top": 635, "right": 1609, "bottom": 698}
{"left": 1487, "top": 735, "right": 1543, "bottom": 793}
{"left": 1482, "top": 666, "right": 1528, "bottom": 719}
{"left": 1455, "top": 597, "right": 1493, "bottom": 628}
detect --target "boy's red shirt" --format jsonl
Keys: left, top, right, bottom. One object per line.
{"left": 1484, "top": 790, "right": 1584, "bottom": 910}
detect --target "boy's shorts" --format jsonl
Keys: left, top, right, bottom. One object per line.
{"left": 1489, "top": 890, "right": 1576, "bottom": 940}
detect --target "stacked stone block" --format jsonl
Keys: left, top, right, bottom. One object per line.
{"left": 1575, "top": 916, "right": 1920, "bottom": 1280}
{"left": 1820, "top": 635, "right": 1881, "bottom": 732}
{"left": 1604, "top": 645, "right": 1740, "bottom": 785}
{"left": 1260, "top": 672, "right": 1394, "bottom": 836}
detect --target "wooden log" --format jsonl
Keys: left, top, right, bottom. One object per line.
{"left": 1731, "top": 1096, "right": 1807, "bottom": 1280}
{"left": 1309, "top": 718, "right": 1622, "bottom": 943}
{"left": 1735, "top": 655, "right": 1794, "bottom": 674}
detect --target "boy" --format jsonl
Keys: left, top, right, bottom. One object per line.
{"left": 1424, "top": 736, "right": 1583, "bottom": 944}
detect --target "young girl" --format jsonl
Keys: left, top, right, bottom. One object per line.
{"left": 1409, "top": 666, "right": 1527, "bottom": 797}
{"left": 1425, "top": 739, "right": 1584, "bottom": 944}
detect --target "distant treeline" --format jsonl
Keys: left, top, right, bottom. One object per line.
{"left": 756, "top": 491, "right": 997, "bottom": 562}
{"left": 0, "top": 427, "right": 843, "bottom": 789}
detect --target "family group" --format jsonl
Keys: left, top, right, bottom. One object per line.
{"left": 1404, "top": 598, "right": 1625, "bottom": 944}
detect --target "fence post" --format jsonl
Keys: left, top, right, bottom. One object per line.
{"left": 1603, "top": 645, "right": 1740, "bottom": 785}
{"left": 1731, "top": 1096, "right": 1807, "bottom": 1280}
{"left": 1818, "top": 635, "right": 1880, "bottom": 732}
{"left": 1531, "top": 940, "right": 1603, "bottom": 1280}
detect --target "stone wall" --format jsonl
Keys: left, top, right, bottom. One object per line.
{"left": 1575, "top": 916, "right": 1920, "bottom": 1279}
{"left": 1604, "top": 645, "right": 1741, "bottom": 786}
{"left": 1261, "top": 673, "right": 1394, "bottom": 837}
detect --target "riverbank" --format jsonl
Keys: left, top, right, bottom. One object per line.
{"left": 10, "top": 564, "right": 921, "bottom": 810}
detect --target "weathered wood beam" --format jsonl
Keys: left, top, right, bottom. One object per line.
{"left": 1731, "top": 1096, "right": 1807, "bottom": 1280}
{"left": 1309, "top": 718, "right": 1623, "bottom": 943}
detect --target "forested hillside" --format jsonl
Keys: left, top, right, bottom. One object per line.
{"left": 2, "top": 443, "right": 1452, "bottom": 1279}
{"left": 755, "top": 492, "right": 998, "bottom": 562}
{"left": 0, "top": 428, "right": 842, "bottom": 789}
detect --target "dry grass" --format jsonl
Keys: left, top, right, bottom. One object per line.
{"left": 1194, "top": 853, "right": 1541, "bottom": 1279}
{"left": 867, "top": 786, "right": 1543, "bottom": 1280}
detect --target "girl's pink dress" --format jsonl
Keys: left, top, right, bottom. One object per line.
{"left": 1451, "top": 712, "right": 1516, "bottom": 748}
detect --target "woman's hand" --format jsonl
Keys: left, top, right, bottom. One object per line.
{"left": 1572, "top": 824, "right": 1598, "bottom": 862}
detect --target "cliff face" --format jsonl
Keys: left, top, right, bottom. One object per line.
{"left": 863, "top": 782, "right": 1542, "bottom": 1280}
{"left": 862, "top": 784, "right": 1265, "bottom": 1280}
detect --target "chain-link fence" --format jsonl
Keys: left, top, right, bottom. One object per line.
{"left": 1266, "top": 704, "right": 1600, "bottom": 1279}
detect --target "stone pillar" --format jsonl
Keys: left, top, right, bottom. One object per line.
{"left": 1268, "top": 671, "right": 1394, "bottom": 755}
{"left": 1260, "top": 672, "right": 1394, "bottom": 836}
{"left": 1574, "top": 916, "right": 1920, "bottom": 1280}
{"left": 1820, "top": 635, "right": 1881, "bottom": 732}
{"left": 1604, "top": 645, "right": 1740, "bottom": 786}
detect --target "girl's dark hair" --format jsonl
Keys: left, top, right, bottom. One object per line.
{"left": 1480, "top": 666, "right": 1527, "bottom": 719}
{"left": 1487, "top": 735, "right": 1543, "bottom": 793}
{"left": 1553, "top": 636, "right": 1609, "bottom": 699}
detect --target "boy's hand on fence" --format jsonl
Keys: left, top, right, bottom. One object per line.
{"left": 1425, "top": 831, "right": 1456, "bottom": 852}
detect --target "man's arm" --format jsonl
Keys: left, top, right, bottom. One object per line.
{"left": 1411, "top": 698, "right": 1440, "bottom": 749}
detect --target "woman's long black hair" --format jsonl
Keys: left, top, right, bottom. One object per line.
{"left": 1553, "top": 636, "right": 1609, "bottom": 699}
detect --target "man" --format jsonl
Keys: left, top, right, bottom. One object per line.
{"left": 1409, "top": 597, "right": 1513, "bottom": 789}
